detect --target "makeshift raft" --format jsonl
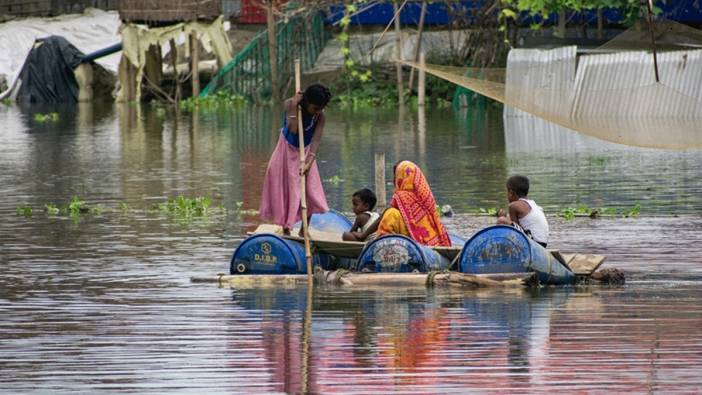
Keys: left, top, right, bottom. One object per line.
{"left": 215, "top": 211, "right": 620, "bottom": 287}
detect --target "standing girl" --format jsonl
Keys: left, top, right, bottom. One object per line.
{"left": 259, "top": 84, "right": 332, "bottom": 235}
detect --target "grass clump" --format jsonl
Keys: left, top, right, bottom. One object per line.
{"left": 180, "top": 91, "right": 247, "bottom": 112}
{"left": 34, "top": 113, "right": 59, "bottom": 123}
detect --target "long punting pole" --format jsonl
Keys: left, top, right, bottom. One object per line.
{"left": 295, "top": 59, "right": 314, "bottom": 282}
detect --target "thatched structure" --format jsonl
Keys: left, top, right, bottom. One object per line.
{"left": 118, "top": 0, "right": 220, "bottom": 24}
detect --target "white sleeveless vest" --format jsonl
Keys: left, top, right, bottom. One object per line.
{"left": 518, "top": 198, "right": 549, "bottom": 244}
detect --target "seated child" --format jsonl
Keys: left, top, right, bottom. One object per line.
{"left": 497, "top": 175, "right": 550, "bottom": 247}
{"left": 343, "top": 188, "right": 379, "bottom": 241}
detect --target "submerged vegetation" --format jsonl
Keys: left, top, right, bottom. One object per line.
{"left": 16, "top": 196, "right": 258, "bottom": 225}
{"left": 33, "top": 112, "right": 59, "bottom": 123}
{"left": 179, "top": 90, "right": 248, "bottom": 112}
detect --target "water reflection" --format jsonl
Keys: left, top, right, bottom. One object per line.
{"left": 226, "top": 286, "right": 702, "bottom": 393}
{"left": 1, "top": 101, "right": 702, "bottom": 392}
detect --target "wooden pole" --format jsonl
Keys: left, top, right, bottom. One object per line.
{"left": 596, "top": 8, "right": 603, "bottom": 40}
{"left": 408, "top": 0, "right": 427, "bottom": 90}
{"left": 645, "top": 0, "right": 660, "bottom": 83}
{"left": 191, "top": 271, "right": 537, "bottom": 288}
{"left": 393, "top": 0, "right": 404, "bottom": 107}
{"left": 295, "top": 59, "right": 313, "bottom": 283}
{"left": 190, "top": 31, "right": 200, "bottom": 97}
{"left": 266, "top": 3, "right": 280, "bottom": 102}
{"left": 374, "top": 152, "right": 386, "bottom": 211}
{"left": 169, "top": 39, "right": 181, "bottom": 103}
{"left": 418, "top": 51, "right": 426, "bottom": 107}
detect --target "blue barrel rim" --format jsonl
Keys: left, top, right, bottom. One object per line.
{"left": 458, "top": 224, "right": 533, "bottom": 271}
{"left": 356, "top": 233, "right": 431, "bottom": 272}
{"left": 230, "top": 232, "right": 302, "bottom": 274}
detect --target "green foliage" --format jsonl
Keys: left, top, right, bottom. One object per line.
{"left": 479, "top": 207, "right": 499, "bottom": 216}
{"left": 332, "top": 78, "right": 403, "bottom": 107}
{"left": 158, "top": 196, "right": 212, "bottom": 217}
{"left": 34, "top": 113, "right": 59, "bottom": 123}
{"left": 499, "top": 0, "right": 661, "bottom": 32}
{"left": 68, "top": 196, "right": 87, "bottom": 215}
{"left": 118, "top": 202, "right": 129, "bottom": 212}
{"left": 1, "top": 98, "right": 12, "bottom": 106}
{"left": 560, "top": 203, "right": 642, "bottom": 220}
{"left": 45, "top": 204, "right": 60, "bottom": 215}
{"left": 180, "top": 90, "right": 248, "bottom": 111}
{"left": 623, "top": 203, "right": 641, "bottom": 217}
{"left": 16, "top": 206, "right": 32, "bottom": 216}
{"left": 325, "top": 175, "right": 342, "bottom": 185}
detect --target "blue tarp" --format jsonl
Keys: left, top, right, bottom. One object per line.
{"left": 324, "top": 0, "right": 702, "bottom": 27}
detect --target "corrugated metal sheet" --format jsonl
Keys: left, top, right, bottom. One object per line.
{"left": 503, "top": 46, "right": 702, "bottom": 149}
{"left": 573, "top": 50, "right": 702, "bottom": 119}
{"left": 505, "top": 46, "right": 576, "bottom": 119}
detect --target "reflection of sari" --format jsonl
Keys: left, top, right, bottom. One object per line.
{"left": 377, "top": 161, "right": 451, "bottom": 246}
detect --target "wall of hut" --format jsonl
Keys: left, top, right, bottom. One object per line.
{"left": 0, "top": 0, "right": 117, "bottom": 17}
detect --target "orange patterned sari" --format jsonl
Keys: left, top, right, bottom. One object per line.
{"left": 377, "top": 161, "right": 451, "bottom": 246}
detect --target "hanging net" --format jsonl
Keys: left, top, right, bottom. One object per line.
{"left": 402, "top": 20, "right": 702, "bottom": 150}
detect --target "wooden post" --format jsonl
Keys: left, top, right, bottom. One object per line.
{"left": 393, "top": 0, "right": 404, "bottom": 107}
{"left": 295, "top": 59, "right": 313, "bottom": 283}
{"left": 190, "top": 31, "right": 200, "bottom": 97}
{"left": 418, "top": 51, "right": 426, "bottom": 107}
{"left": 557, "top": 9, "right": 566, "bottom": 38}
{"left": 169, "top": 39, "right": 181, "bottom": 103}
{"left": 266, "top": 2, "right": 279, "bottom": 102}
{"left": 408, "top": 0, "right": 427, "bottom": 90}
{"left": 374, "top": 152, "right": 386, "bottom": 211}
{"left": 645, "top": 0, "right": 660, "bottom": 83}
{"left": 417, "top": 102, "right": 426, "bottom": 164}
{"left": 596, "top": 8, "right": 603, "bottom": 40}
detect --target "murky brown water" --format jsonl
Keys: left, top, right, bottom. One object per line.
{"left": 1, "top": 102, "right": 701, "bottom": 393}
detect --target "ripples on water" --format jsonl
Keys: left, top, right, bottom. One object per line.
{"left": 1, "top": 103, "right": 701, "bottom": 393}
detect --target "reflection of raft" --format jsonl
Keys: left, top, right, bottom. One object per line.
{"left": 229, "top": 211, "right": 608, "bottom": 286}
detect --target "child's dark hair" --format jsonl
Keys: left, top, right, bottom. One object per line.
{"left": 507, "top": 175, "right": 530, "bottom": 197}
{"left": 302, "top": 84, "right": 332, "bottom": 108}
{"left": 353, "top": 188, "right": 377, "bottom": 211}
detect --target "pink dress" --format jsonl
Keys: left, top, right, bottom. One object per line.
{"left": 259, "top": 113, "right": 328, "bottom": 229}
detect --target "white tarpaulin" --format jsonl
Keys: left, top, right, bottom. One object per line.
{"left": 0, "top": 8, "right": 121, "bottom": 85}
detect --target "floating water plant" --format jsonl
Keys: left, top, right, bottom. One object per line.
{"left": 45, "top": 204, "right": 60, "bottom": 215}
{"left": 68, "top": 196, "right": 88, "bottom": 215}
{"left": 478, "top": 207, "right": 499, "bottom": 216}
{"left": 16, "top": 206, "right": 32, "bottom": 216}
{"left": 325, "top": 175, "right": 342, "bottom": 185}
{"left": 158, "top": 196, "right": 212, "bottom": 217}
{"left": 34, "top": 112, "right": 59, "bottom": 123}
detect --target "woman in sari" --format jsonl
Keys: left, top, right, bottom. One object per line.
{"left": 343, "top": 160, "right": 451, "bottom": 247}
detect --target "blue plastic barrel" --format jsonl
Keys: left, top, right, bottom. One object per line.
{"left": 356, "top": 234, "right": 451, "bottom": 273}
{"left": 294, "top": 209, "right": 352, "bottom": 233}
{"left": 458, "top": 225, "right": 575, "bottom": 285}
{"left": 230, "top": 234, "right": 333, "bottom": 275}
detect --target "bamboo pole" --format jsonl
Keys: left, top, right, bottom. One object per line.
{"left": 190, "top": 31, "right": 200, "bottom": 97}
{"left": 408, "top": 0, "right": 427, "bottom": 90}
{"left": 295, "top": 59, "right": 314, "bottom": 283}
{"left": 374, "top": 152, "right": 386, "bottom": 211}
{"left": 393, "top": 0, "right": 404, "bottom": 107}
{"left": 191, "top": 271, "right": 537, "bottom": 288}
{"left": 418, "top": 51, "right": 426, "bottom": 107}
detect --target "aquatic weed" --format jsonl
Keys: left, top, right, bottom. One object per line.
{"left": 34, "top": 113, "right": 59, "bottom": 123}
{"left": 45, "top": 204, "right": 60, "bottom": 215}
{"left": 16, "top": 206, "right": 33, "bottom": 216}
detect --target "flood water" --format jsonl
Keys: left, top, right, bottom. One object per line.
{"left": 1, "top": 102, "right": 701, "bottom": 393}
